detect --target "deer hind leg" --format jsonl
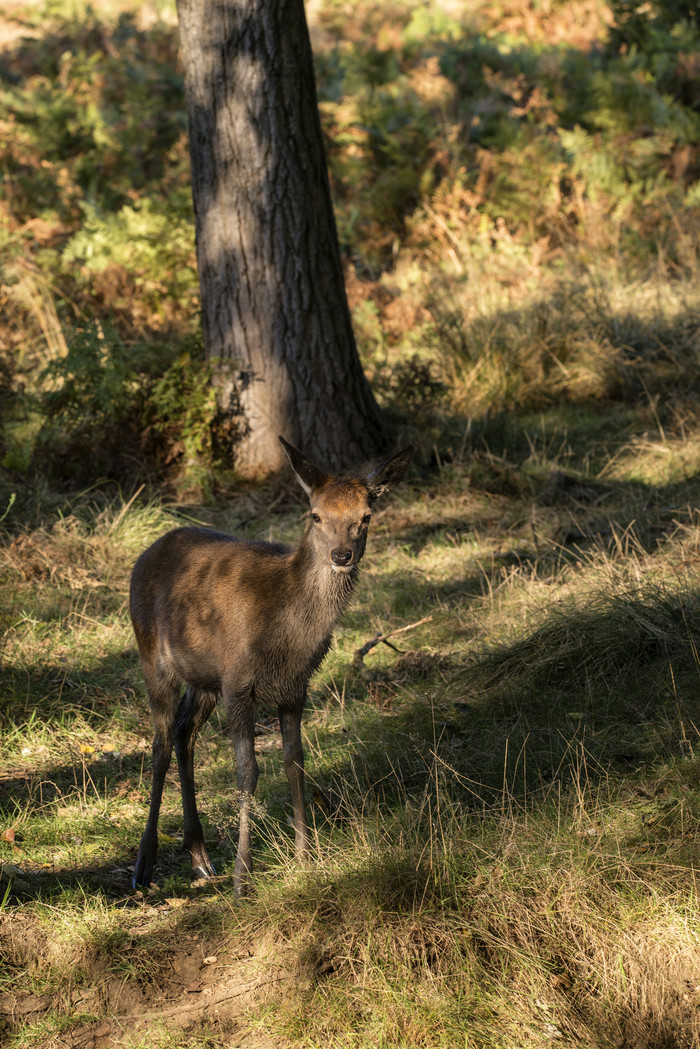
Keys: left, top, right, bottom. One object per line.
{"left": 279, "top": 705, "right": 311, "bottom": 864}
{"left": 225, "top": 688, "right": 258, "bottom": 896}
{"left": 133, "top": 665, "right": 179, "bottom": 889}
{"left": 174, "top": 686, "right": 218, "bottom": 879}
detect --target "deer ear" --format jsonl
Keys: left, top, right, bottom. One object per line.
{"left": 279, "top": 436, "right": 328, "bottom": 497}
{"left": 365, "top": 446, "right": 414, "bottom": 500}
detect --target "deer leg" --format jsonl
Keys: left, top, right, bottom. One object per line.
{"left": 133, "top": 699, "right": 176, "bottom": 889}
{"left": 279, "top": 706, "right": 311, "bottom": 865}
{"left": 174, "top": 687, "right": 217, "bottom": 879}
{"left": 229, "top": 703, "right": 258, "bottom": 897}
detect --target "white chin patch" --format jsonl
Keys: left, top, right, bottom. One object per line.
{"left": 331, "top": 564, "right": 354, "bottom": 574}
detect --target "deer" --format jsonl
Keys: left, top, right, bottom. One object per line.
{"left": 129, "top": 435, "right": 413, "bottom": 895}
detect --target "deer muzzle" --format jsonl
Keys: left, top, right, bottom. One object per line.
{"left": 331, "top": 548, "right": 354, "bottom": 572}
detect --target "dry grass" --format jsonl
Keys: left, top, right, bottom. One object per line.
{"left": 3, "top": 0, "right": 700, "bottom": 1045}
{"left": 3, "top": 418, "right": 700, "bottom": 1049}
{"left": 6, "top": 368, "right": 700, "bottom": 1049}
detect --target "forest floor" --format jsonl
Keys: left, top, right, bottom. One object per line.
{"left": 1, "top": 904, "right": 286, "bottom": 1049}
{"left": 4, "top": 402, "right": 700, "bottom": 1047}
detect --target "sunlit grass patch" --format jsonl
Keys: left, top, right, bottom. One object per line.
{"left": 3, "top": 448, "right": 700, "bottom": 1049}
{"left": 240, "top": 742, "right": 700, "bottom": 1049}
{"left": 1, "top": 494, "right": 181, "bottom": 664}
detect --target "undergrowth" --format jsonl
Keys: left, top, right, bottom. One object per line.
{"left": 3, "top": 0, "right": 700, "bottom": 1047}
{"left": 2, "top": 0, "right": 700, "bottom": 489}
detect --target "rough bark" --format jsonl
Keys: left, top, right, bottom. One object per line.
{"left": 177, "top": 0, "right": 387, "bottom": 474}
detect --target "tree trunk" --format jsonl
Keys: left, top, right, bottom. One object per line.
{"left": 176, "top": 0, "right": 387, "bottom": 475}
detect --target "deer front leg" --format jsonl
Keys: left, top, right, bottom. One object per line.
{"left": 230, "top": 712, "right": 259, "bottom": 897}
{"left": 279, "top": 706, "right": 311, "bottom": 865}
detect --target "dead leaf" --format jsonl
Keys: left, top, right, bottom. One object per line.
{"left": 202, "top": 955, "right": 218, "bottom": 965}
{"left": 2, "top": 828, "right": 15, "bottom": 844}
{"left": 165, "top": 897, "right": 189, "bottom": 909}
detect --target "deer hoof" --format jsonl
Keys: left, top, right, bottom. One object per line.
{"left": 132, "top": 853, "right": 155, "bottom": 889}
{"left": 192, "top": 864, "right": 216, "bottom": 880}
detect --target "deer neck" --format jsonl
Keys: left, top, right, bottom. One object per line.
{"left": 291, "top": 528, "right": 358, "bottom": 633}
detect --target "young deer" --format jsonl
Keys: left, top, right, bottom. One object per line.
{"left": 130, "top": 436, "right": 413, "bottom": 894}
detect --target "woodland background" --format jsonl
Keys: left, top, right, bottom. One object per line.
{"left": 2, "top": 0, "right": 700, "bottom": 1046}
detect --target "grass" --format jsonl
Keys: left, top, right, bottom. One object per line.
{"left": 3, "top": 0, "right": 700, "bottom": 1044}
{"left": 3, "top": 419, "right": 700, "bottom": 1047}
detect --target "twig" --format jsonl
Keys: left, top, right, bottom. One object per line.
{"left": 352, "top": 615, "right": 433, "bottom": 668}
{"left": 109, "top": 483, "right": 146, "bottom": 533}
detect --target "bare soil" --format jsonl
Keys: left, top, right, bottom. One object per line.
{"left": 0, "top": 904, "right": 294, "bottom": 1048}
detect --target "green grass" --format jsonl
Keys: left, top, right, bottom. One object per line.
{"left": 3, "top": 420, "right": 700, "bottom": 1047}
{"left": 3, "top": 0, "right": 700, "bottom": 1045}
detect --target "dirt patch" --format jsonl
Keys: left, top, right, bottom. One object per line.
{"left": 0, "top": 911, "right": 296, "bottom": 1048}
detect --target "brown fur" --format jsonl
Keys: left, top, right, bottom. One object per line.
{"left": 130, "top": 437, "right": 413, "bottom": 894}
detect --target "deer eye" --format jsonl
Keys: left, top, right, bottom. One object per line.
{"left": 362, "top": 514, "right": 372, "bottom": 527}
{"left": 311, "top": 511, "right": 321, "bottom": 524}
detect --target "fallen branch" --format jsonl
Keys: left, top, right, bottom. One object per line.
{"left": 352, "top": 615, "right": 433, "bottom": 669}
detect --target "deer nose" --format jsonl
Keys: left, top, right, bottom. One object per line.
{"left": 331, "top": 548, "right": 353, "bottom": 567}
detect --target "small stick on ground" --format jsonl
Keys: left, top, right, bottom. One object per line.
{"left": 352, "top": 615, "right": 433, "bottom": 669}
